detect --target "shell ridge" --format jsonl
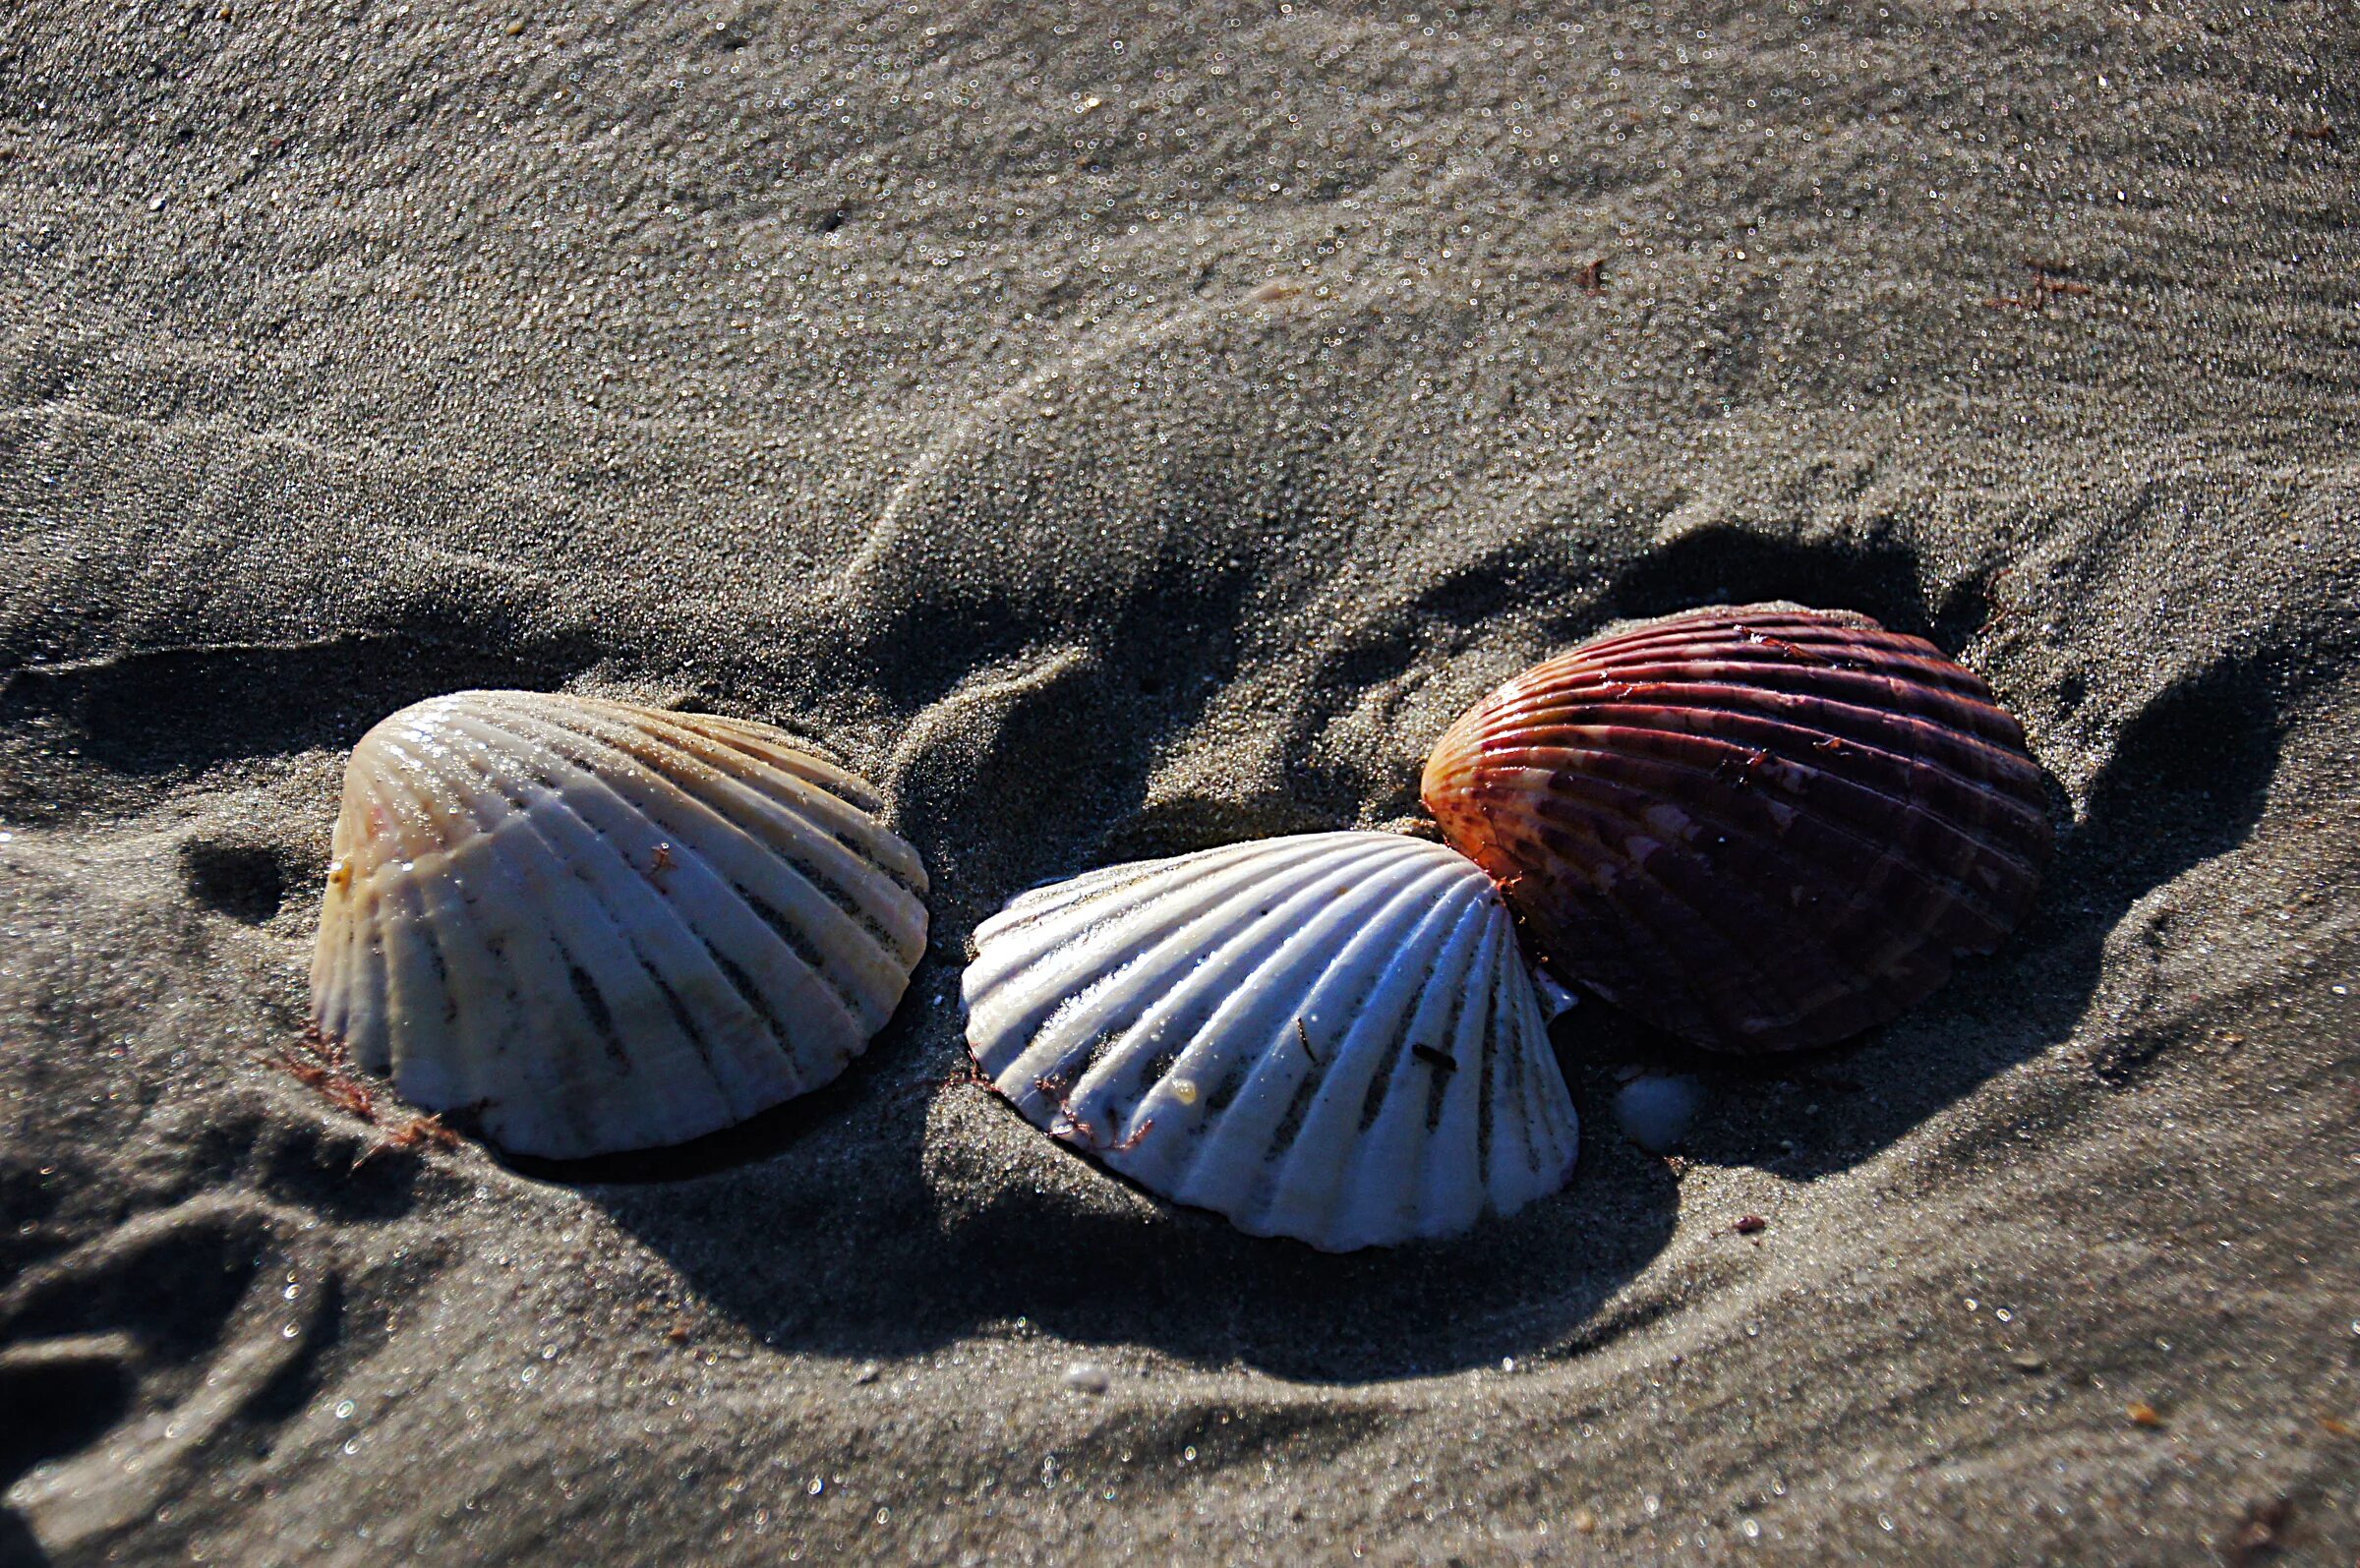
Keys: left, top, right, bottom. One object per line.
{"left": 441, "top": 708, "right": 866, "bottom": 1008}
{"left": 968, "top": 838, "right": 1330, "bottom": 994}
{"left": 1507, "top": 782, "right": 1896, "bottom": 1036}
{"left": 1271, "top": 868, "right": 1495, "bottom": 1246}
{"left": 1541, "top": 608, "right": 1949, "bottom": 679}
{"left": 986, "top": 948, "right": 1190, "bottom": 1115}
{"left": 1499, "top": 734, "right": 2036, "bottom": 936}
{"left": 1510, "top": 744, "right": 2030, "bottom": 952}
{"left": 310, "top": 690, "right": 926, "bottom": 1156}
{"left": 335, "top": 820, "right": 395, "bottom": 1071}
{"left": 471, "top": 701, "right": 921, "bottom": 998}
{"left": 1489, "top": 786, "right": 1831, "bottom": 1039}
{"left": 980, "top": 835, "right": 1349, "bottom": 972}
{"left": 966, "top": 831, "right": 1581, "bottom": 1249}
{"left": 967, "top": 836, "right": 1365, "bottom": 1085}
{"left": 1259, "top": 870, "right": 1482, "bottom": 1232}
{"left": 1324, "top": 890, "right": 1491, "bottom": 1246}
{"left": 1340, "top": 886, "right": 1482, "bottom": 1245}
{"left": 1464, "top": 908, "right": 1528, "bottom": 1197}
{"left": 1171, "top": 850, "right": 1477, "bottom": 1229}
{"left": 1486, "top": 933, "right": 1538, "bottom": 1194}
{"left": 321, "top": 780, "right": 400, "bottom": 1069}
{"left": 1478, "top": 669, "right": 2033, "bottom": 771}
{"left": 1544, "top": 634, "right": 1991, "bottom": 698}
{"left": 356, "top": 733, "right": 594, "bottom": 1135}
{"left": 1420, "top": 904, "right": 1505, "bottom": 1235}
{"left": 615, "top": 704, "right": 899, "bottom": 827}
{"left": 1074, "top": 840, "right": 1427, "bottom": 1184}
{"left": 626, "top": 712, "right": 930, "bottom": 900}
{"left": 607, "top": 714, "right": 932, "bottom": 923}
{"left": 1426, "top": 605, "right": 2049, "bottom": 1051}
{"left": 511, "top": 697, "right": 887, "bottom": 839}
{"left": 397, "top": 727, "right": 746, "bottom": 1145}
{"left": 1470, "top": 672, "right": 2033, "bottom": 778}
{"left": 576, "top": 780, "right": 881, "bottom": 1052}
{"left": 979, "top": 850, "right": 1219, "bottom": 931}
{"left": 474, "top": 698, "right": 901, "bottom": 923}
{"left": 1497, "top": 932, "right": 1575, "bottom": 1192}
{"left": 464, "top": 704, "right": 909, "bottom": 1028}
{"left": 435, "top": 717, "right": 816, "bottom": 1116}
{"left": 310, "top": 788, "right": 365, "bottom": 1050}
{"left": 1470, "top": 607, "right": 2016, "bottom": 717}
{"left": 357, "top": 730, "right": 560, "bottom": 1119}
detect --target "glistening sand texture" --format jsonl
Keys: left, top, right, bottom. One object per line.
{"left": 2, "top": 3, "right": 2357, "bottom": 1562}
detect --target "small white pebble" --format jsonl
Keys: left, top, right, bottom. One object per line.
{"left": 1062, "top": 1362, "right": 1110, "bottom": 1395}
{"left": 1614, "top": 1074, "right": 1698, "bottom": 1154}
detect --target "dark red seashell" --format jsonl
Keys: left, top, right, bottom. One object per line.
{"left": 1420, "top": 605, "right": 2052, "bottom": 1052}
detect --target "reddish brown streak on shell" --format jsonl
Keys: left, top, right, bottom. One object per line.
{"left": 1421, "top": 605, "right": 2052, "bottom": 1052}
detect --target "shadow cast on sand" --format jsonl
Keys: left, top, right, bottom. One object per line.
{"left": 567, "top": 1007, "right": 1682, "bottom": 1384}
{"left": 0, "top": 509, "right": 2293, "bottom": 1392}
{"left": 0, "top": 625, "right": 595, "bottom": 826}
{"left": 1550, "top": 528, "right": 2288, "bottom": 1183}
{"left": 0, "top": 1195, "right": 344, "bottom": 1563}
{"left": 573, "top": 529, "right": 2293, "bottom": 1384}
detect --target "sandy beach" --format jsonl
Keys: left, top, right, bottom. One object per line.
{"left": 3, "top": 1, "right": 2357, "bottom": 1560}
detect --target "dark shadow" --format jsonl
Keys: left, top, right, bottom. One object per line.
{"left": 1605, "top": 524, "right": 1993, "bottom": 652}
{"left": 852, "top": 518, "right": 1273, "bottom": 904}
{"left": 0, "top": 1511, "right": 51, "bottom": 1568}
{"left": 2069, "top": 659, "right": 2281, "bottom": 916}
{"left": 177, "top": 840, "right": 289, "bottom": 924}
{"left": 1095, "top": 791, "right": 1336, "bottom": 862}
{"left": 1278, "top": 536, "right": 1620, "bottom": 827}
{"left": 0, "top": 1338, "right": 133, "bottom": 1487}
{"left": 0, "top": 628, "right": 596, "bottom": 824}
{"left": 571, "top": 503, "right": 2296, "bottom": 1380}
{"left": 2063, "top": 655, "right": 2283, "bottom": 1084}
{"left": 583, "top": 1014, "right": 1679, "bottom": 1382}
{"left": 1410, "top": 537, "right": 1612, "bottom": 646}
{"left": 0, "top": 1196, "right": 345, "bottom": 1562}
{"left": 229, "top": 1106, "right": 451, "bottom": 1226}
{"left": 0, "top": 631, "right": 587, "bottom": 775}
{"left": 0, "top": 1203, "right": 266, "bottom": 1365}
{"left": 1662, "top": 645, "right": 2285, "bottom": 1181}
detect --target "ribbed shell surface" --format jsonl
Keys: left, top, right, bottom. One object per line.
{"left": 1422, "top": 606, "right": 2051, "bottom": 1053}
{"left": 962, "top": 832, "right": 1578, "bottom": 1252}
{"left": 309, "top": 690, "right": 929, "bottom": 1157}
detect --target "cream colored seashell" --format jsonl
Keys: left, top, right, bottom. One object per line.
{"left": 963, "top": 831, "right": 1578, "bottom": 1251}
{"left": 309, "top": 690, "right": 929, "bottom": 1158}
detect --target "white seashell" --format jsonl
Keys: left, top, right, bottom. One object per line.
{"left": 309, "top": 690, "right": 929, "bottom": 1157}
{"left": 962, "top": 831, "right": 1578, "bottom": 1251}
